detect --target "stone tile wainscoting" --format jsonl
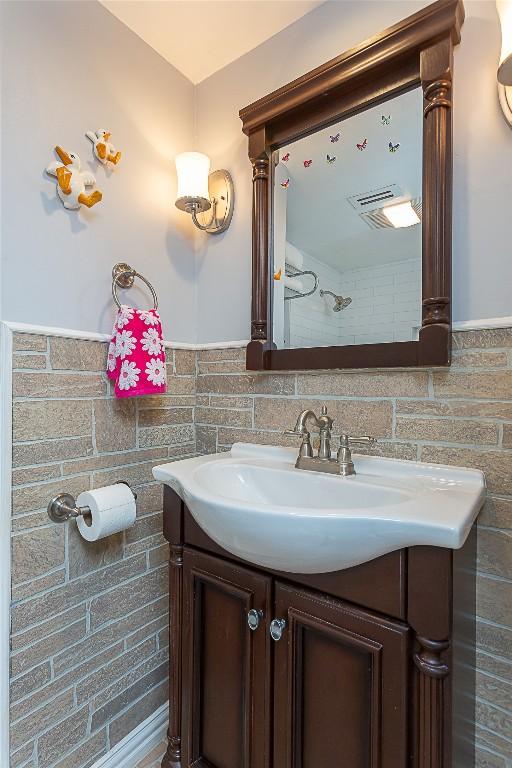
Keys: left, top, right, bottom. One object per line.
{"left": 194, "top": 330, "right": 512, "bottom": 768}
{"left": 8, "top": 328, "right": 512, "bottom": 767}
{"left": 9, "top": 333, "right": 195, "bottom": 768}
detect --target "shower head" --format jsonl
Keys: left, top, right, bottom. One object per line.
{"left": 320, "top": 289, "right": 352, "bottom": 312}
{"left": 333, "top": 296, "right": 352, "bottom": 312}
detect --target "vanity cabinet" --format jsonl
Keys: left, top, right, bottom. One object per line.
{"left": 162, "top": 486, "right": 476, "bottom": 768}
{"left": 181, "top": 549, "right": 409, "bottom": 768}
{"left": 181, "top": 549, "right": 271, "bottom": 768}
{"left": 272, "top": 582, "right": 409, "bottom": 768}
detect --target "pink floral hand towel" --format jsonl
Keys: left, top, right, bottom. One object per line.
{"left": 107, "top": 305, "right": 167, "bottom": 397}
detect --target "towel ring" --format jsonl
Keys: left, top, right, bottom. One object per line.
{"left": 112, "top": 263, "right": 158, "bottom": 310}
{"left": 283, "top": 268, "right": 319, "bottom": 301}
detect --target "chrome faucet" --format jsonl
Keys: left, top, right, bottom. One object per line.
{"left": 285, "top": 405, "right": 376, "bottom": 476}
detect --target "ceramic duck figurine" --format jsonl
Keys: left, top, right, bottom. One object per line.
{"left": 46, "top": 146, "right": 102, "bottom": 210}
{"left": 86, "top": 129, "right": 121, "bottom": 165}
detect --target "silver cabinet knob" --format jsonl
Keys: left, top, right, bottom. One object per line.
{"left": 247, "top": 609, "right": 263, "bottom": 631}
{"left": 270, "top": 618, "right": 286, "bottom": 641}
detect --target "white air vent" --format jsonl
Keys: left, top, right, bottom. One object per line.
{"left": 347, "top": 184, "right": 403, "bottom": 212}
{"left": 359, "top": 198, "right": 422, "bottom": 230}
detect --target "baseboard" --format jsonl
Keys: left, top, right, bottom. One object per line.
{"left": 4, "top": 320, "right": 248, "bottom": 350}
{"left": 91, "top": 703, "right": 168, "bottom": 768}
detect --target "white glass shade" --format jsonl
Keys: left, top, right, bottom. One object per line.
{"left": 175, "top": 152, "right": 211, "bottom": 202}
{"left": 383, "top": 201, "right": 420, "bottom": 229}
{"left": 497, "top": 0, "right": 512, "bottom": 85}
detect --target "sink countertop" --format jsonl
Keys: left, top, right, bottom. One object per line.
{"left": 153, "top": 442, "right": 486, "bottom": 574}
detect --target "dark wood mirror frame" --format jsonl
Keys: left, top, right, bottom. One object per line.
{"left": 239, "top": 0, "right": 464, "bottom": 371}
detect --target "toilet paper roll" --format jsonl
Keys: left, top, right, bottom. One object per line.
{"left": 76, "top": 483, "right": 136, "bottom": 542}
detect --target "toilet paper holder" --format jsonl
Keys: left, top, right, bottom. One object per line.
{"left": 47, "top": 482, "right": 137, "bottom": 524}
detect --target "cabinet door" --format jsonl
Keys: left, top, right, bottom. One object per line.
{"left": 273, "top": 582, "right": 409, "bottom": 768}
{"left": 182, "top": 548, "right": 272, "bottom": 768}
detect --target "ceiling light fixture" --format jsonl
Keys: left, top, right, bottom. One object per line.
{"left": 175, "top": 152, "right": 234, "bottom": 234}
{"left": 382, "top": 200, "right": 421, "bottom": 229}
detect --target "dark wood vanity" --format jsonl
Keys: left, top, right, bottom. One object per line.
{"left": 161, "top": 486, "right": 476, "bottom": 768}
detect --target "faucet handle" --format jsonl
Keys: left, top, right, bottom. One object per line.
{"left": 339, "top": 434, "right": 377, "bottom": 450}
{"left": 284, "top": 428, "right": 313, "bottom": 458}
{"left": 347, "top": 435, "right": 377, "bottom": 446}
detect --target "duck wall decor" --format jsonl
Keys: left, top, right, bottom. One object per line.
{"left": 46, "top": 146, "right": 103, "bottom": 210}
{"left": 86, "top": 129, "right": 121, "bottom": 165}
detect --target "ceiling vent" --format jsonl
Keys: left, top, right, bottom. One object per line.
{"left": 359, "top": 198, "right": 423, "bottom": 230}
{"left": 347, "top": 184, "right": 403, "bottom": 212}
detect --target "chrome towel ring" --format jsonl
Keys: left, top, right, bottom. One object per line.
{"left": 283, "top": 268, "right": 319, "bottom": 301}
{"left": 112, "top": 262, "right": 158, "bottom": 310}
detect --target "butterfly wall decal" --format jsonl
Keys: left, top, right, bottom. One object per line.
{"left": 330, "top": 133, "right": 340, "bottom": 143}
{"left": 326, "top": 154, "right": 336, "bottom": 164}
{"left": 281, "top": 178, "right": 290, "bottom": 188}
{"left": 388, "top": 141, "right": 400, "bottom": 153}
{"left": 381, "top": 115, "right": 391, "bottom": 126}
{"left": 356, "top": 138, "right": 367, "bottom": 151}
{"left": 303, "top": 159, "right": 313, "bottom": 168}
{"left": 282, "top": 152, "right": 290, "bottom": 162}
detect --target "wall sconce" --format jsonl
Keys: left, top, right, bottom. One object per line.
{"left": 175, "top": 151, "right": 234, "bottom": 234}
{"left": 497, "top": 0, "right": 512, "bottom": 126}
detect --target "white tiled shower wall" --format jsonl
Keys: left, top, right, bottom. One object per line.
{"left": 289, "top": 254, "right": 421, "bottom": 348}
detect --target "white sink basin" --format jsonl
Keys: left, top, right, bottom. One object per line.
{"left": 153, "top": 442, "right": 486, "bottom": 574}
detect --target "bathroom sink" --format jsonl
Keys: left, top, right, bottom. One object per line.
{"left": 153, "top": 442, "right": 486, "bottom": 574}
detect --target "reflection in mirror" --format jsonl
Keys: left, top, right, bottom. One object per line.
{"left": 272, "top": 87, "right": 423, "bottom": 350}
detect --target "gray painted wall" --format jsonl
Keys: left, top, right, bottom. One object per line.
{"left": 1, "top": 0, "right": 197, "bottom": 341}
{"left": 2, "top": 1, "right": 511, "bottom": 346}
{"left": 195, "top": 0, "right": 512, "bottom": 343}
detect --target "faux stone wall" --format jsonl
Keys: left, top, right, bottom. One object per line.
{"left": 10, "top": 334, "right": 195, "bottom": 768}
{"left": 194, "top": 331, "right": 512, "bottom": 768}
{"left": 10, "top": 329, "right": 512, "bottom": 768}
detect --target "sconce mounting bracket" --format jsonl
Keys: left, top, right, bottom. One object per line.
{"left": 498, "top": 83, "right": 512, "bottom": 127}
{"left": 195, "top": 170, "right": 235, "bottom": 234}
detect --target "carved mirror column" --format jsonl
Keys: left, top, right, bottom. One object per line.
{"left": 419, "top": 36, "right": 455, "bottom": 365}
{"left": 248, "top": 128, "right": 271, "bottom": 368}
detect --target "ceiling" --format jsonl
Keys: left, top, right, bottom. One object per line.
{"left": 100, "top": 0, "right": 322, "bottom": 84}
{"left": 278, "top": 87, "right": 424, "bottom": 271}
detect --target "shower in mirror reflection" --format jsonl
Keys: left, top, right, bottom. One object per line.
{"left": 272, "top": 87, "right": 423, "bottom": 350}
{"left": 320, "top": 290, "right": 352, "bottom": 312}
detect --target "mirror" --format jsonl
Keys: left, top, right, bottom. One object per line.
{"left": 272, "top": 88, "right": 423, "bottom": 349}
{"left": 240, "top": 0, "right": 464, "bottom": 371}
